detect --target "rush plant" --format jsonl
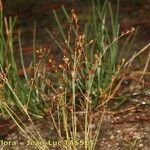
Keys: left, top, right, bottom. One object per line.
{"left": 38, "top": 1, "right": 139, "bottom": 150}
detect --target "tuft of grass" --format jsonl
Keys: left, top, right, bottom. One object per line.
{"left": 0, "top": 0, "right": 45, "bottom": 117}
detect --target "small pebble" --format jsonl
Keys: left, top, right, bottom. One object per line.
{"left": 110, "top": 135, "right": 115, "bottom": 140}
{"left": 139, "top": 143, "right": 144, "bottom": 147}
{"left": 133, "top": 132, "right": 141, "bottom": 140}
{"left": 117, "top": 130, "right": 121, "bottom": 133}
